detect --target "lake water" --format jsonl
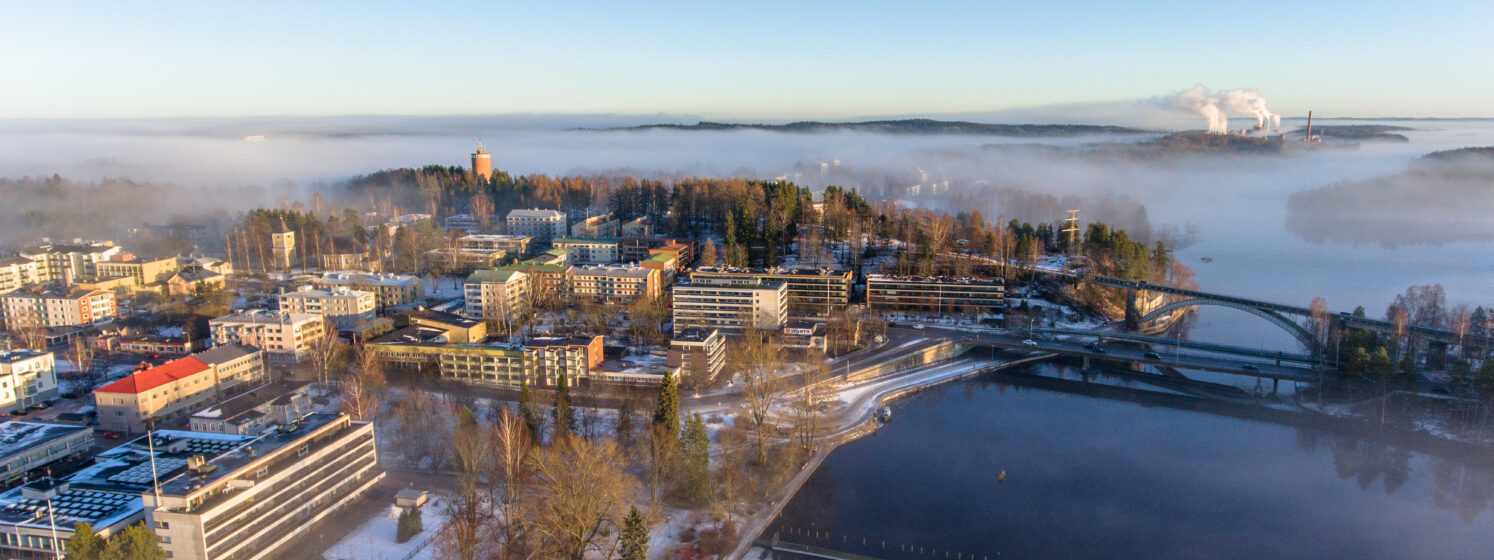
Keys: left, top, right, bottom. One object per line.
{"left": 771, "top": 363, "right": 1494, "bottom": 560}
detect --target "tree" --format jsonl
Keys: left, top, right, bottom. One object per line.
{"left": 341, "top": 345, "right": 388, "bottom": 421}
{"left": 531, "top": 436, "right": 637, "bottom": 560}
{"left": 791, "top": 362, "right": 830, "bottom": 453}
{"left": 554, "top": 372, "right": 576, "bottom": 437}
{"left": 698, "top": 237, "right": 718, "bottom": 267}
{"left": 652, "top": 371, "right": 680, "bottom": 438}
{"left": 396, "top": 507, "right": 423, "bottom": 543}
{"left": 681, "top": 413, "right": 712, "bottom": 504}
{"left": 444, "top": 407, "right": 491, "bottom": 560}
{"left": 645, "top": 423, "right": 681, "bottom": 506}
{"left": 102, "top": 523, "right": 165, "bottom": 560}
{"left": 489, "top": 409, "right": 533, "bottom": 560}
{"left": 519, "top": 377, "right": 542, "bottom": 440}
{"left": 735, "top": 329, "right": 785, "bottom": 463}
{"left": 66, "top": 522, "right": 104, "bottom": 560}
{"left": 307, "top": 317, "right": 347, "bottom": 389}
{"left": 618, "top": 506, "right": 650, "bottom": 560}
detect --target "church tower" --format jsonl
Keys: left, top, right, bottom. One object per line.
{"left": 269, "top": 217, "right": 297, "bottom": 272}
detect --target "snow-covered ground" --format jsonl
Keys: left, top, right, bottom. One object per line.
{"left": 325, "top": 498, "right": 443, "bottom": 560}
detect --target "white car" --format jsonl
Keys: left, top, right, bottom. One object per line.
{"left": 912, "top": 324, "right": 925, "bottom": 330}
{"left": 1022, "top": 339, "right": 1039, "bottom": 347}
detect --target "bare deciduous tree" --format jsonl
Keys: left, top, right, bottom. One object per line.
{"left": 530, "top": 436, "right": 636, "bottom": 560}
{"left": 489, "top": 409, "right": 533, "bottom": 560}
{"left": 734, "top": 329, "right": 785, "bottom": 464}
{"left": 341, "top": 345, "right": 387, "bottom": 421}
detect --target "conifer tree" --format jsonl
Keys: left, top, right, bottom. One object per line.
{"left": 652, "top": 372, "right": 679, "bottom": 437}
{"left": 682, "top": 413, "right": 711, "bottom": 504}
{"left": 619, "top": 506, "right": 650, "bottom": 560}
{"left": 553, "top": 371, "right": 575, "bottom": 437}
{"left": 102, "top": 523, "right": 165, "bottom": 560}
{"left": 519, "top": 377, "right": 540, "bottom": 439}
{"left": 66, "top": 522, "right": 104, "bottom": 560}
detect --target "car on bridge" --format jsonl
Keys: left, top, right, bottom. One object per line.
{"left": 1241, "top": 363, "right": 1259, "bottom": 371}
{"left": 1022, "top": 339, "right": 1038, "bottom": 347}
{"left": 1143, "top": 352, "right": 1162, "bottom": 360}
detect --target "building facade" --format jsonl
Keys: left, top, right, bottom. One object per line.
{"left": 0, "top": 288, "right": 116, "bottom": 328}
{"left": 568, "top": 265, "right": 660, "bottom": 304}
{"left": 689, "top": 266, "right": 852, "bottom": 318}
{"left": 209, "top": 311, "right": 326, "bottom": 363}
{"left": 866, "top": 275, "right": 1006, "bottom": 313}
{"left": 314, "top": 272, "right": 425, "bottom": 310}
{"left": 17, "top": 241, "right": 121, "bottom": 286}
{"left": 278, "top": 286, "right": 378, "bottom": 330}
{"left": 0, "top": 422, "right": 92, "bottom": 486}
{"left": 95, "top": 255, "right": 180, "bottom": 287}
{"left": 371, "top": 335, "right": 603, "bottom": 388}
{"left": 505, "top": 209, "right": 568, "bottom": 245}
{"left": 0, "top": 257, "right": 48, "bottom": 295}
{"left": 667, "top": 328, "right": 727, "bottom": 386}
{"left": 458, "top": 234, "right": 533, "bottom": 257}
{"left": 463, "top": 269, "right": 530, "bottom": 326}
{"left": 551, "top": 237, "right": 619, "bottom": 265}
{"left": 671, "top": 277, "right": 789, "bottom": 336}
{"left": 569, "top": 213, "right": 619, "bottom": 238}
{"left": 0, "top": 350, "right": 59, "bottom": 410}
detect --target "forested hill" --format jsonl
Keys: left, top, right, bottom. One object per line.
{"left": 605, "top": 119, "right": 1148, "bottom": 136}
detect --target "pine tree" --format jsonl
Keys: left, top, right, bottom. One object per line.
{"left": 396, "top": 509, "right": 414, "bottom": 543}
{"left": 618, "top": 506, "right": 650, "bottom": 560}
{"left": 682, "top": 413, "right": 712, "bottom": 504}
{"left": 553, "top": 371, "right": 575, "bottom": 437}
{"left": 102, "top": 523, "right": 165, "bottom": 560}
{"left": 699, "top": 238, "right": 717, "bottom": 267}
{"left": 66, "top": 522, "right": 104, "bottom": 560}
{"left": 519, "top": 377, "right": 540, "bottom": 439}
{"left": 652, "top": 371, "right": 679, "bottom": 437}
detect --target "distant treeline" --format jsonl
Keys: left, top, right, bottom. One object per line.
{"left": 606, "top": 119, "right": 1147, "bottom": 136}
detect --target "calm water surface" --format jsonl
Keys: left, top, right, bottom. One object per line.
{"left": 772, "top": 363, "right": 1494, "bottom": 560}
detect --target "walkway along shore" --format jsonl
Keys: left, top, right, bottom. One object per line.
{"left": 726, "top": 352, "right": 1057, "bottom": 560}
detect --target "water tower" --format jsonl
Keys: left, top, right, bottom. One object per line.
{"left": 471, "top": 139, "right": 492, "bottom": 182}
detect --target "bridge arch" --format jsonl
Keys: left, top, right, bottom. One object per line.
{"left": 1138, "top": 298, "right": 1319, "bottom": 354}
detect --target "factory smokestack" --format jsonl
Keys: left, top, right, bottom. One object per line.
{"left": 1173, "top": 85, "right": 1281, "bottom": 135}
{"left": 1305, "top": 110, "right": 1314, "bottom": 142}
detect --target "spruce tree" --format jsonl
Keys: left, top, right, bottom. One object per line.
{"left": 66, "top": 522, "right": 104, "bottom": 560}
{"left": 652, "top": 371, "right": 679, "bottom": 437}
{"left": 396, "top": 509, "right": 414, "bottom": 543}
{"left": 682, "top": 413, "right": 712, "bottom": 504}
{"left": 102, "top": 523, "right": 165, "bottom": 560}
{"left": 553, "top": 371, "right": 575, "bottom": 437}
{"left": 618, "top": 506, "right": 650, "bottom": 560}
{"left": 519, "top": 377, "right": 540, "bottom": 439}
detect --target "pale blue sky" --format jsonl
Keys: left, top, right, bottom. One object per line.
{"left": 3, "top": 1, "right": 1490, "bottom": 120}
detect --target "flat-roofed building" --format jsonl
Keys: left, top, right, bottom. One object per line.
{"left": 189, "top": 381, "right": 312, "bottom": 435}
{"left": 495, "top": 262, "right": 570, "bottom": 308}
{"left": 570, "top": 213, "right": 619, "bottom": 238}
{"left": 278, "top": 286, "right": 377, "bottom": 330}
{"left": 371, "top": 335, "right": 603, "bottom": 388}
{"left": 619, "top": 237, "right": 694, "bottom": 268}
{"left": 0, "top": 422, "right": 92, "bottom": 485}
{"left": 506, "top": 209, "right": 567, "bottom": 245}
{"left": 193, "top": 343, "right": 269, "bottom": 399}
{"left": 0, "top": 287, "right": 116, "bottom": 328}
{"left": 0, "top": 350, "right": 59, "bottom": 410}
{"left": 568, "top": 265, "right": 660, "bottom": 304}
{"left": 640, "top": 252, "right": 678, "bottom": 283}
{"left": 866, "top": 274, "right": 1005, "bottom": 314}
{"left": 145, "top": 413, "right": 383, "bottom": 560}
{"left": 95, "top": 254, "right": 180, "bottom": 287}
{"left": 209, "top": 311, "right": 326, "bottom": 363}
{"left": 315, "top": 272, "right": 425, "bottom": 310}
{"left": 619, "top": 217, "right": 652, "bottom": 238}
{"left": 17, "top": 241, "right": 121, "bottom": 286}
{"left": 424, "top": 247, "right": 508, "bottom": 274}
{"left": 552, "top": 237, "right": 619, "bottom": 265}
{"left": 444, "top": 213, "right": 497, "bottom": 232}
{"left": 672, "top": 277, "right": 788, "bottom": 336}
{"left": 668, "top": 328, "right": 727, "bottom": 386}
{"left": 457, "top": 234, "right": 533, "bottom": 257}
{"left": 689, "top": 266, "right": 852, "bottom": 318}
{"left": 463, "top": 269, "right": 530, "bottom": 328}
{"left": 0, "top": 257, "right": 48, "bottom": 295}
{"left": 118, "top": 334, "right": 202, "bottom": 356}
{"left": 403, "top": 308, "right": 487, "bottom": 344}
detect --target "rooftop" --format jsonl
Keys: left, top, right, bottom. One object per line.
{"left": 0, "top": 422, "right": 89, "bottom": 461}
{"left": 466, "top": 268, "right": 523, "bottom": 284}
{"left": 210, "top": 310, "right": 321, "bottom": 326}
{"left": 403, "top": 308, "right": 482, "bottom": 329}
{"left": 156, "top": 413, "right": 344, "bottom": 497}
{"left": 672, "top": 328, "right": 721, "bottom": 343}
{"left": 0, "top": 350, "right": 50, "bottom": 364}
{"left": 526, "top": 335, "right": 600, "bottom": 349}
{"left": 507, "top": 208, "right": 565, "bottom": 219}
{"left": 866, "top": 274, "right": 1006, "bottom": 285}
{"left": 552, "top": 236, "right": 620, "bottom": 245}
{"left": 192, "top": 343, "right": 261, "bottom": 366}
{"left": 191, "top": 381, "right": 310, "bottom": 425}
{"left": 318, "top": 271, "right": 422, "bottom": 287}
{"left": 94, "top": 357, "right": 210, "bottom": 395}
{"left": 459, "top": 234, "right": 531, "bottom": 242}
{"left": 371, "top": 325, "right": 449, "bottom": 345}
{"left": 0, "top": 256, "right": 33, "bottom": 267}
{"left": 693, "top": 265, "right": 850, "bottom": 277}
{"left": 570, "top": 264, "right": 654, "bottom": 278}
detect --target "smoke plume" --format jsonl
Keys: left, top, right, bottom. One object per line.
{"left": 1172, "top": 85, "right": 1281, "bottom": 134}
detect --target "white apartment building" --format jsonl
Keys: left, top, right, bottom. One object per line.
{"left": 671, "top": 277, "right": 789, "bottom": 336}
{"left": 145, "top": 413, "right": 382, "bottom": 560}
{"left": 570, "top": 213, "right": 620, "bottom": 238}
{"left": 0, "top": 257, "right": 48, "bottom": 295}
{"left": 552, "top": 237, "right": 620, "bottom": 265}
{"left": 209, "top": 311, "right": 326, "bottom": 363}
{"left": 278, "top": 286, "right": 377, "bottom": 330}
{"left": 314, "top": 272, "right": 425, "bottom": 310}
{"left": 0, "top": 288, "right": 116, "bottom": 328}
{"left": 16, "top": 241, "right": 122, "bottom": 286}
{"left": 0, "top": 350, "right": 59, "bottom": 409}
{"left": 458, "top": 234, "right": 533, "bottom": 257}
{"left": 463, "top": 269, "right": 530, "bottom": 324}
{"left": 569, "top": 265, "right": 660, "bottom": 304}
{"left": 505, "top": 209, "right": 567, "bottom": 245}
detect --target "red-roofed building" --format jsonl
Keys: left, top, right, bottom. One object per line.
{"left": 93, "top": 356, "right": 216, "bottom": 434}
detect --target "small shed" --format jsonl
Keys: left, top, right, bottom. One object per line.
{"left": 395, "top": 488, "right": 429, "bottom": 509}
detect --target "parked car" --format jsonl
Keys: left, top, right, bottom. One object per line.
{"left": 30, "top": 400, "right": 52, "bottom": 410}
{"left": 912, "top": 324, "right": 924, "bottom": 330}
{"left": 1022, "top": 339, "right": 1039, "bottom": 347}
{"left": 1143, "top": 352, "right": 1162, "bottom": 360}
{"left": 9, "top": 409, "right": 27, "bottom": 417}
{"left": 101, "top": 431, "right": 122, "bottom": 440}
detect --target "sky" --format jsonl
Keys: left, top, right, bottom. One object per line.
{"left": 2, "top": 0, "right": 1492, "bottom": 121}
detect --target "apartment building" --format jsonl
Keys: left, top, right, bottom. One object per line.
{"left": 668, "top": 328, "right": 727, "bottom": 386}
{"left": 0, "top": 287, "right": 117, "bottom": 328}
{"left": 619, "top": 217, "right": 652, "bottom": 238}
{"left": 505, "top": 209, "right": 568, "bottom": 245}
{"left": 314, "top": 272, "right": 425, "bottom": 310}
{"left": 278, "top": 286, "right": 377, "bottom": 330}
{"left": 95, "top": 254, "right": 180, "bottom": 287}
{"left": 619, "top": 237, "right": 694, "bottom": 268}
{"left": 0, "top": 257, "right": 48, "bottom": 295}
{"left": 424, "top": 247, "right": 508, "bottom": 274}
{"left": 866, "top": 274, "right": 1006, "bottom": 313}
{"left": 495, "top": 261, "right": 570, "bottom": 307}
{"left": 0, "top": 350, "right": 59, "bottom": 410}
{"left": 194, "top": 343, "right": 269, "bottom": 398}
{"left": 457, "top": 234, "right": 533, "bottom": 257}
{"left": 145, "top": 413, "right": 383, "bottom": 560}
{"left": 640, "top": 252, "right": 678, "bottom": 283}
{"left": 568, "top": 265, "right": 660, "bottom": 304}
{"left": 403, "top": 308, "right": 487, "bottom": 344}
{"left": 17, "top": 241, "right": 122, "bottom": 286}
{"left": 209, "top": 311, "right": 326, "bottom": 363}
{"left": 569, "top": 213, "right": 620, "bottom": 238}
{"left": 551, "top": 237, "right": 619, "bottom": 265}
{"left": 371, "top": 335, "right": 603, "bottom": 388}
{"left": 671, "top": 277, "right": 789, "bottom": 336}
{"left": 463, "top": 269, "right": 530, "bottom": 325}
{"left": 689, "top": 266, "right": 852, "bottom": 318}
{"left": 444, "top": 213, "right": 497, "bottom": 232}
{"left": 0, "top": 422, "right": 92, "bottom": 486}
